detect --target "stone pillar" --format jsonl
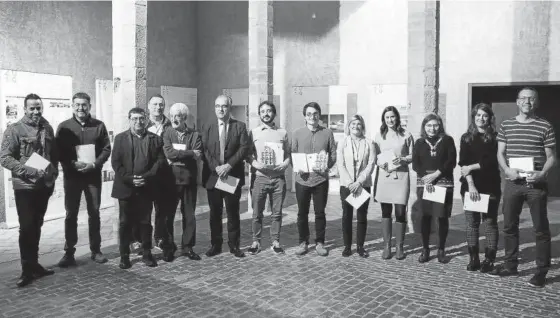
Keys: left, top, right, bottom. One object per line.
{"left": 407, "top": 1, "right": 440, "bottom": 233}
{"left": 248, "top": 0, "right": 273, "bottom": 130}
{"left": 112, "top": 0, "right": 147, "bottom": 133}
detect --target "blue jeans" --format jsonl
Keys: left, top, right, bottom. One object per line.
{"left": 251, "top": 175, "right": 286, "bottom": 242}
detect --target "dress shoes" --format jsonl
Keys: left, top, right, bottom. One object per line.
{"left": 437, "top": 249, "right": 448, "bottom": 264}
{"left": 16, "top": 274, "right": 34, "bottom": 288}
{"left": 142, "top": 251, "right": 158, "bottom": 267}
{"left": 33, "top": 264, "right": 55, "bottom": 279}
{"left": 341, "top": 246, "right": 352, "bottom": 257}
{"left": 418, "top": 248, "right": 430, "bottom": 263}
{"left": 119, "top": 255, "right": 132, "bottom": 269}
{"left": 182, "top": 248, "right": 201, "bottom": 261}
{"left": 205, "top": 245, "right": 222, "bottom": 257}
{"left": 357, "top": 246, "right": 369, "bottom": 258}
{"left": 58, "top": 254, "right": 77, "bottom": 268}
{"left": 162, "top": 250, "right": 175, "bottom": 263}
{"left": 229, "top": 247, "right": 245, "bottom": 258}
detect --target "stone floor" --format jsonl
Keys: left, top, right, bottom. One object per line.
{"left": 0, "top": 187, "right": 559, "bottom": 317}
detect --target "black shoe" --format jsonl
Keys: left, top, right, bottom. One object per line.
{"left": 58, "top": 254, "right": 77, "bottom": 268}
{"left": 91, "top": 252, "right": 108, "bottom": 264}
{"left": 487, "top": 264, "right": 518, "bottom": 277}
{"left": 142, "top": 251, "right": 158, "bottom": 267}
{"left": 528, "top": 272, "right": 547, "bottom": 288}
{"left": 479, "top": 248, "right": 497, "bottom": 273}
{"left": 271, "top": 243, "right": 285, "bottom": 255}
{"left": 342, "top": 246, "right": 352, "bottom": 257}
{"left": 33, "top": 264, "right": 55, "bottom": 279}
{"left": 119, "top": 255, "right": 132, "bottom": 269}
{"left": 357, "top": 246, "right": 369, "bottom": 258}
{"left": 466, "top": 246, "right": 480, "bottom": 271}
{"left": 205, "top": 245, "right": 222, "bottom": 257}
{"left": 182, "top": 248, "right": 201, "bottom": 261}
{"left": 230, "top": 247, "right": 245, "bottom": 258}
{"left": 418, "top": 249, "right": 430, "bottom": 263}
{"left": 16, "top": 274, "right": 34, "bottom": 288}
{"left": 162, "top": 250, "right": 175, "bottom": 262}
{"left": 437, "top": 249, "right": 448, "bottom": 264}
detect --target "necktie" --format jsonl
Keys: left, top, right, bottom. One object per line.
{"left": 219, "top": 122, "right": 226, "bottom": 164}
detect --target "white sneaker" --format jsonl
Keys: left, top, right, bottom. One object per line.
{"left": 316, "top": 243, "right": 329, "bottom": 256}
{"left": 247, "top": 242, "right": 261, "bottom": 255}
{"left": 271, "top": 241, "right": 285, "bottom": 254}
{"left": 294, "top": 242, "right": 308, "bottom": 255}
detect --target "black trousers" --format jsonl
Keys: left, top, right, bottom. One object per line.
{"left": 166, "top": 185, "right": 197, "bottom": 249}
{"left": 295, "top": 181, "right": 329, "bottom": 244}
{"left": 341, "top": 186, "right": 370, "bottom": 247}
{"left": 63, "top": 178, "right": 102, "bottom": 255}
{"left": 118, "top": 194, "right": 153, "bottom": 255}
{"left": 207, "top": 186, "right": 241, "bottom": 249}
{"left": 131, "top": 191, "right": 169, "bottom": 244}
{"left": 14, "top": 187, "right": 53, "bottom": 274}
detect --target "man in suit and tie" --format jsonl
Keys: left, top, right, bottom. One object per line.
{"left": 201, "top": 95, "right": 249, "bottom": 258}
{"left": 111, "top": 108, "right": 166, "bottom": 269}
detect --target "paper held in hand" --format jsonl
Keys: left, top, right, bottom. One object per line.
{"left": 76, "top": 144, "right": 96, "bottom": 163}
{"left": 509, "top": 157, "right": 534, "bottom": 178}
{"left": 262, "top": 142, "right": 284, "bottom": 165}
{"left": 215, "top": 175, "right": 240, "bottom": 194}
{"left": 292, "top": 152, "right": 328, "bottom": 173}
{"left": 24, "top": 152, "right": 51, "bottom": 171}
{"left": 463, "top": 193, "right": 490, "bottom": 213}
{"left": 345, "top": 189, "right": 371, "bottom": 209}
{"left": 378, "top": 151, "right": 398, "bottom": 172}
{"left": 172, "top": 143, "right": 187, "bottom": 151}
{"left": 422, "top": 185, "right": 446, "bottom": 203}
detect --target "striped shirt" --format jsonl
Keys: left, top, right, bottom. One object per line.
{"left": 497, "top": 117, "right": 556, "bottom": 171}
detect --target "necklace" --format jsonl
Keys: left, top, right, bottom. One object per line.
{"left": 425, "top": 137, "right": 442, "bottom": 157}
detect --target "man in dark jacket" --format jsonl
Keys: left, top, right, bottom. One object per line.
{"left": 55, "top": 92, "right": 111, "bottom": 267}
{"left": 111, "top": 107, "right": 165, "bottom": 269}
{"left": 0, "top": 93, "right": 58, "bottom": 287}
{"left": 201, "top": 95, "right": 249, "bottom": 258}
{"left": 161, "top": 103, "right": 202, "bottom": 262}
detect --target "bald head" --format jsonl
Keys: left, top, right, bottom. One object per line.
{"left": 214, "top": 94, "right": 232, "bottom": 120}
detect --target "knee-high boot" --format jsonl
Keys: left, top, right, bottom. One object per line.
{"left": 381, "top": 218, "right": 392, "bottom": 259}
{"left": 395, "top": 222, "right": 406, "bottom": 260}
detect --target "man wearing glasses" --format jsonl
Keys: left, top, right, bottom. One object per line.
{"left": 201, "top": 95, "right": 249, "bottom": 258}
{"left": 291, "top": 102, "right": 337, "bottom": 256}
{"left": 56, "top": 92, "right": 112, "bottom": 268}
{"left": 111, "top": 108, "right": 165, "bottom": 269}
{"left": 490, "top": 87, "right": 556, "bottom": 288}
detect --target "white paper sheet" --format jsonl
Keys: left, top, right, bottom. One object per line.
{"left": 463, "top": 193, "right": 490, "bottom": 213}
{"left": 215, "top": 175, "right": 240, "bottom": 194}
{"left": 24, "top": 152, "right": 51, "bottom": 171}
{"left": 509, "top": 157, "right": 534, "bottom": 177}
{"left": 378, "top": 151, "right": 398, "bottom": 171}
{"left": 345, "top": 189, "right": 371, "bottom": 209}
{"left": 292, "top": 153, "right": 309, "bottom": 173}
{"left": 76, "top": 144, "right": 96, "bottom": 163}
{"left": 422, "top": 185, "right": 446, "bottom": 203}
{"left": 306, "top": 153, "right": 318, "bottom": 171}
{"left": 147, "top": 125, "right": 159, "bottom": 135}
{"left": 172, "top": 143, "right": 186, "bottom": 151}
{"left": 263, "top": 142, "right": 284, "bottom": 165}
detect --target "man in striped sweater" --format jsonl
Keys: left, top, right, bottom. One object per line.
{"left": 490, "top": 87, "right": 556, "bottom": 288}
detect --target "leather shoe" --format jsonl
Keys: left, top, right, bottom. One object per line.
{"left": 342, "top": 246, "right": 352, "bottom": 257}
{"left": 162, "top": 250, "right": 175, "bottom": 263}
{"left": 33, "top": 264, "right": 55, "bottom": 279}
{"left": 230, "top": 247, "right": 245, "bottom": 258}
{"left": 91, "top": 252, "right": 108, "bottom": 264}
{"left": 357, "top": 246, "right": 369, "bottom": 258}
{"left": 437, "top": 249, "right": 448, "bottom": 264}
{"left": 418, "top": 248, "right": 430, "bottom": 263}
{"left": 119, "top": 255, "right": 132, "bottom": 269}
{"left": 182, "top": 248, "right": 201, "bottom": 261}
{"left": 205, "top": 245, "right": 222, "bottom": 257}
{"left": 142, "top": 251, "right": 158, "bottom": 267}
{"left": 16, "top": 274, "right": 34, "bottom": 288}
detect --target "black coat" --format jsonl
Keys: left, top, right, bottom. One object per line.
{"left": 110, "top": 130, "right": 165, "bottom": 199}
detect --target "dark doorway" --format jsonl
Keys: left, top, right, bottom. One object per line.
{"left": 470, "top": 83, "right": 560, "bottom": 197}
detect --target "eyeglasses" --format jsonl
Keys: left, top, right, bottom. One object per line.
{"left": 518, "top": 97, "right": 536, "bottom": 102}
{"left": 305, "top": 113, "right": 319, "bottom": 118}
{"left": 215, "top": 105, "right": 229, "bottom": 109}
{"left": 129, "top": 117, "right": 146, "bottom": 122}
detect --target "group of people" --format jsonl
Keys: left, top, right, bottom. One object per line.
{"left": 0, "top": 87, "right": 554, "bottom": 290}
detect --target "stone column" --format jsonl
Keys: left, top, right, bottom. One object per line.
{"left": 407, "top": 1, "right": 440, "bottom": 233}
{"left": 112, "top": 0, "right": 147, "bottom": 133}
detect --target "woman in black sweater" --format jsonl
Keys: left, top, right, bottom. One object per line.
{"left": 459, "top": 103, "right": 501, "bottom": 273}
{"left": 412, "top": 113, "right": 456, "bottom": 264}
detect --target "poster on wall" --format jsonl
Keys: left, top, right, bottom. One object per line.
{"left": 0, "top": 70, "right": 72, "bottom": 227}
{"left": 95, "top": 79, "right": 116, "bottom": 209}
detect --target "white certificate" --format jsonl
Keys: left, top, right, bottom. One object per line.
{"left": 76, "top": 144, "right": 96, "bottom": 163}
{"left": 24, "top": 152, "right": 51, "bottom": 171}
{"left": 378, "top": 151, "right": 398, "bottom": 171}
{"left": 172, "top": 143, "right": 186, "bottom": 151}
{"left": 215, "top": 175, "right": 240, "bottom": 194}
{"left": 147, "top": 125, "right": 159, "bottom": 135}
{"left": 509, "top": 157, "right": 534, "bottom": 177}
{"left": 422, "top": 185, "right": 446, "bottom": 203}
{"left": 263, "top": 142, "right": 284, "bottom": 165}
{"left": 463, "top": 193, "right": 490, "bottom": 213}
{"left": 292, "top": 153, "right": 310, "bottom": 173}
{"left": 345, "top": 189, "right": 371, "bottom": 209}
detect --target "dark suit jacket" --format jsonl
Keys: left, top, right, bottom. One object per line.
{"left": 162, "top": 126, "right": 202, "bottom": 185}
{"left": 110, "top": 130, "right": 165, "bottom": 200}
{"left": 201, "top": 118, "right": 249, "bottom": 189}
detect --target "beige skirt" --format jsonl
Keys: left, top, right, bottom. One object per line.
{"left": 374, "top": 169, "right": 410, "bottom": 205}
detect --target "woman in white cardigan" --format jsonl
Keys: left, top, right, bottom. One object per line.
{"left": 337, "top": 114, "right": 376, "bottom": 258}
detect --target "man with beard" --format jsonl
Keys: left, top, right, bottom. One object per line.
{"left": 246, "top": 101, "right": 290, "bottom": 255}
{"left": 161, "top": 103, "right": 202, "bottom": 262}
{"left": 111, "top": 108, "right": 165, "bottom": 269}
{"left": 0, "top": 93, "right": 58, "bottom": 287}
{"left": 130, "top": 94, "right": 174, "bottom": 254}
{"left": 56, "top": 92, "right": 111, "bottom": 267}
{"left": 201, "top": 95, "right": 249, "bottom": 258}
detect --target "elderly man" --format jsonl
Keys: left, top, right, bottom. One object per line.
{"left": 490, "top": 87, "right": 556, "bottom": 288}
{"left": 56, "top": 92, "right": 111, "bottom": 267}
{"left": 0, "top": 93, "right": 58, "bottom": 287}
{"left": 161, "top": 103, "right": 202, "bottom": 262}
{"left": 111, "top": 108, "right": 165, "bottom": 269}
{"left": 201, "top": 95, "right": 249, "bottom": 258}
